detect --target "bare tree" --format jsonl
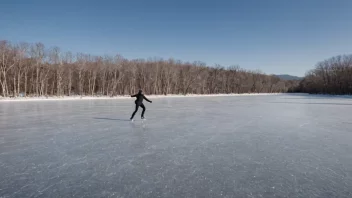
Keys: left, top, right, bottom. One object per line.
{"left": 0, "top": 40, "right": 302, "bottom": 98}
{"left": 298, "top": 54, "right": 352, "bottom": 94}
{"left": 0, "top": 41, "right": 17, "bottom": 97}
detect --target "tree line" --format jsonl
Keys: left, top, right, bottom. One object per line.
{"left": 0, "top": 40, "right": 298, "bottom": 97}
{"left": 296, "top": 54, "right": 352, "bottom": 94}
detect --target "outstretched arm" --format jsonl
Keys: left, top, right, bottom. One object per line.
{"left": 143, "top": 95, "right": 152, "bottom": 103}
{"left": 131, "top": 94, "right": 137, "bottom": 97}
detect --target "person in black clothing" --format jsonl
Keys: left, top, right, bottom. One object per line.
{"left": 130, "top": 90, "right": 152, "bottom": 120}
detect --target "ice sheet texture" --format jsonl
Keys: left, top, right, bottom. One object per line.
{"left": 1, "top": 94, "right": 352, "bottom": 198}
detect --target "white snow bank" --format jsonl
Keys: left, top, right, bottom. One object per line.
{"left": 0, "top": 93, "right": 284, "bottom": 102}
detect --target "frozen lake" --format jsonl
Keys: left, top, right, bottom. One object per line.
{"left": 1, "top": 94, "right": 352, "bottom": 198}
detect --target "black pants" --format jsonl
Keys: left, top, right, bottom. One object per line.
{"left": 130, "top": 103, "right": 146, "bottom": 119}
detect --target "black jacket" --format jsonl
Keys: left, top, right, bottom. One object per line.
{"left": 131, "top": 93, "right": 152, "bottom": 105}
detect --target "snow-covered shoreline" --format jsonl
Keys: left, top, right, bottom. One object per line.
{"left": 1, "top": 93, "right": 351, "bottom": 102}
{"left": 0, "top": 93, "right": 285, "bottom": 102}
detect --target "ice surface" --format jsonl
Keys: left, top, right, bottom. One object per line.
{"left": 0, "top": 94, "right": 352, "bottom": 198}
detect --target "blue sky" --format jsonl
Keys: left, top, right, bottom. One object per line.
{"left": 1, "top": 0, "right": 352, "bottom": 76}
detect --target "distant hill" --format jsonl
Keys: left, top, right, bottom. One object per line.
{"left": 274, "top": 74, "right": 303, "bottom": 81}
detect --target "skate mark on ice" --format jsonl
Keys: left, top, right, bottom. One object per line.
{"left": 93, "top": 117, "right": 130, "bottom": 122}
{"left": 299, "top": 122, "right": 310, "bottom": 127}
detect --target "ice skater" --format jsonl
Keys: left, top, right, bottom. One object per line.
{"left": 130, "top": 90, "right": 152, "bottom": 121}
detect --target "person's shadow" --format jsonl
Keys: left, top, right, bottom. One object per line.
{"left": 93, "top": 117, "right": 130, "bottom": 122}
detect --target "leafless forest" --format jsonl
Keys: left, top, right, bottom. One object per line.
{"left": 0, "top": 40, "right": 299, "bottom": 97}
{"left": 297, "top": 54, "right": 352, "bottom": 94}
